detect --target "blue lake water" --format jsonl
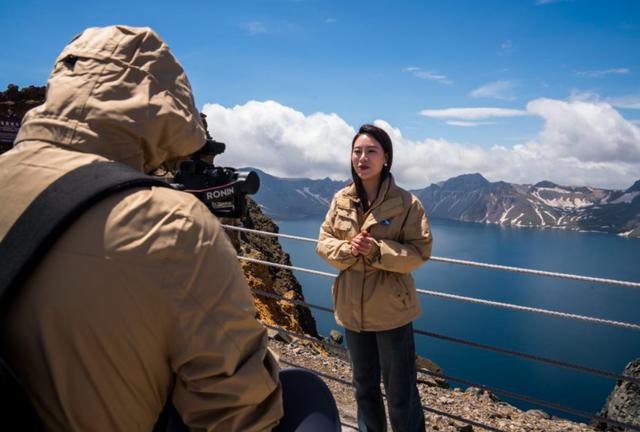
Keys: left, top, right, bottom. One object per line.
{"left": 274, "top": 217, "right": 640, "bottom": 421}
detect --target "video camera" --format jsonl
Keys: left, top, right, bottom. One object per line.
{"left": 171, "top": 114, "right": 260, "bottom": 219}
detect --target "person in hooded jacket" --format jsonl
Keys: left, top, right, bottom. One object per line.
{"left": 316, "top": 124, "right": 433, "bottom": 432}
{"left": 0, "top": 26, "right": 282, "bottom": 431}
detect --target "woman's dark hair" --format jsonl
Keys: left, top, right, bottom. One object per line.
{"left": 351, "top": 124, "right": 393, "bottom": 211}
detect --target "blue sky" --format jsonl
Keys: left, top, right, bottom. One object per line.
{"left": 2, "top": 0, "right": 640, "bottom": 188}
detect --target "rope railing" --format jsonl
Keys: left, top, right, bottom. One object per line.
{"left": 241, "top": 255, "right": 640, "bottom": 331}
{"left": 239, "top": 255, "right": 336, "bottom": 278}
{"left": 234, "top": 224, "right": 640, "bottom": 430}
{"left": 416, "top": 288, "right": 640, "bottom": 331}
{"left": 411, "top": 328, "right": 640, "bottom": 387}
{"left": 223, "top": 224, "right": 640, "bottom": 289}
{"left": 267, "top": 324, "right": 640, "bottom": 432}
{"left": 252, "top": 289, "right": 640, "bottom": 386}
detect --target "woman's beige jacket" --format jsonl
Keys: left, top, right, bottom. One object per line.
{"left": 316, "top": 176, "right": 433, "bottom": 332}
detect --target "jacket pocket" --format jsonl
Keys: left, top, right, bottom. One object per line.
{"left": 335, "top": 217, "right": 352, "bottom": 233}
{"left": 334, "top": 208, "right": 356, "bottom": 238}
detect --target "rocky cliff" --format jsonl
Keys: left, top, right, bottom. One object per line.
{"left": 0, "top": 84, "right": 45, "bottom": 118}
{"left": 594, "top": 358, "right": 640, "bottom": 431}
{"left": 0, "top": 84, "right": 46, "bottom": 153}
{"left": 238, "top": 198, "right": 319, "bottom": 338}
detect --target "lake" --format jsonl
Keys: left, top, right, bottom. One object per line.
{"left": 274, "top": 217, "right": 640, "bottom": 421}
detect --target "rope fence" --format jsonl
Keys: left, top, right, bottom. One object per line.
{"left": 252, "top": 289, "right": 640, "bottom": 387}
{"left": 267, "top": 324, "right": 640, "bottom": 432}
{"left": 231, "top": 224, "right": 640, "bottom": 430}
{"left": 241, "top": 255, "right": 640, "bottom": 331}
{"left": 224, "top": 224, "right": 640, "bottom": 289}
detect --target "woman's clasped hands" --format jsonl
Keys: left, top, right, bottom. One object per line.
{"left": 351, "top": 230, "right": 374, "bottom": 257}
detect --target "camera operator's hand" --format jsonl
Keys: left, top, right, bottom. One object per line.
{"left": 351, "top": 230, "right": 373, "bottom": 257}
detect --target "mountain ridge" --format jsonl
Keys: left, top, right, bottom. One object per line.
{"left": 246, "top": 169, "right": 640, "bottom": 238}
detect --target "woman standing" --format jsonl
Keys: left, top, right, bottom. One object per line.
{"left": 316, "top": 124, "right": 433, "bottom": 432}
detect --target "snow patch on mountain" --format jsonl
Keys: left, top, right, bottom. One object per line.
{"left": 537, "top": 187, "right": 571, "bottom": 195}
{"left": 499, "top": 205, "right": 514, "bottom": 224}
{"left": 294, "top": 187, "right": 332, "bottom": 206}
{"left": 532, "top": 191, "right": 595, "bottom": 209}
{"left": 610, "top": 191, "right": 639, "bottom": 204}
{"left": 533, "top": 206, "right": 546, "bottom": 225}
{"left": 512, "top": 213, "right": 525, "bottom": 225}
{"left": 303, "top": 187, "right": 331, "bottom": 205}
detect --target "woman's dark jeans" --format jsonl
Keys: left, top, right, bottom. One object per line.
{"left": 345, "top": 322, "right": 425, "bottom": 432}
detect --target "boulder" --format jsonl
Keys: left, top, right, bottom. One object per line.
{"left": 266, "top": 328, "right": 293, "bottom": 344}
{"left": 594, "top": 358, "right": 640, "bottom": 431}
{"left": 416, "top": 355, "right": 449, "bottom": 388}
{"left": 464, "top": 386, "right": 499, "bottom": 402}
{"left": 526, "top": 409, "right": 551, "bottom": 420}
{"left": 329, "top": 329, "right": 344, "bottom": 345}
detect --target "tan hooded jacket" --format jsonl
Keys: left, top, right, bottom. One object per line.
{"left": 316, "top": 176, "right": 433, "bottom": 332}
{"left": 0, "top": 26, "right": 282, "bottom": 431}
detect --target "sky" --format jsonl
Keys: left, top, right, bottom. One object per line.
{"left": 1, "top": 0, "right": 640, "bottom": 189}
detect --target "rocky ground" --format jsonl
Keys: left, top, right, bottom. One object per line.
{"left": 268, "top": 336, "right": 600, "bottom": 432}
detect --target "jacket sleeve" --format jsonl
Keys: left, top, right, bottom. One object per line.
{"left": 367, "top": 197, "right": 433, "bottom": 274}
{"left": 315, "top": 196, "right": 358, "bottom": 271}
{"left": 170, "top": 201, "right": 283, "bottom": 432}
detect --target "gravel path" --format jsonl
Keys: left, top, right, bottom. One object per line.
{"left": 269, "top": 338, "right": 597, "bottom": 432}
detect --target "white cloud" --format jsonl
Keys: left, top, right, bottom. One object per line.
{"left": 201, "top": 101, "right": 354, "bottom": 180}
{"left": 201, "top": 99, "right": 640, "bottom": 190}
{"left": 608, "top": 95, "right": 640, "bottom": 109}
{"left": 571, "top": 90, "right": 640, "bottom": 110}
{"left": 445, "top": 121, "right": 497, "bottom": 127}
{"left": 402, "top": 67, "right": 452, "bottom": 84}
{"left": 471, "top": 80, "right": 516, "bottom": 100}
{"left": 569, "top": 89, "right": 601, "bottom": 103}
{"left": 325, "top": 18, "right": 336, "bottom": 23}
{"left": 419, "top": 107, "right": 528, "bottom": 120}
{"left": 576, "top": 68, "right": 630, "bottom": 78}
{"left": 526, "top": 98, "right": 640, "bottom": 163}
{"left": 242, "top": 21, "right": 268, "bottom": 35}
{"left": 392, "top": 98, "right": 640, "bottom": 188}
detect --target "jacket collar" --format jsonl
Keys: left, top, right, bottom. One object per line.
{"left": 342, "top": 175, "right": 404, "bottom": 231}
{"left": 344, "top": 175, "right": 393, "bottom": 206}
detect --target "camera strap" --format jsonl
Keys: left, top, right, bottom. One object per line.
{"left": 0, "top": 161, "right": 171, "bottom": 431}
{"left": 0, "top": 161, "right": 170, "bottom": 301}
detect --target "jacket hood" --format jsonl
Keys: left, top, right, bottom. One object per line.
{"left": 15, "top": 25, "right": 206, "bottom": 173}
